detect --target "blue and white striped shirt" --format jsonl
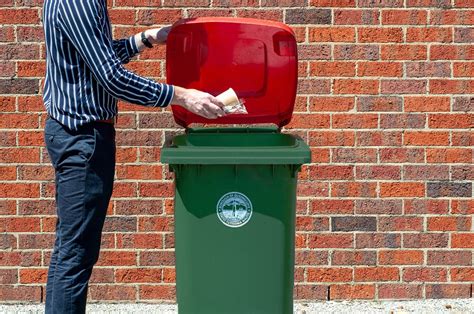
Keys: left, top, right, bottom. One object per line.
{"left": 42, "top": 0, "right": 174, "bottom": 130}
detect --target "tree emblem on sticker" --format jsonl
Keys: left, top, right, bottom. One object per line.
{"left": 216, "top": 192, "right": 253, "bottom": 228}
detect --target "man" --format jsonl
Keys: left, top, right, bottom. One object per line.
{"left": 42, "top": 0, "right": 225, "bottom": 313}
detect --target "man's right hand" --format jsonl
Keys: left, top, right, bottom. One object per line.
{"left": 171, "top": 86, "right": 226, "bottom": 119}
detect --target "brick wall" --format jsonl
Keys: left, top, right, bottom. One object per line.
{"left": 1, "top": 0, "right": 473, "bottom": 303}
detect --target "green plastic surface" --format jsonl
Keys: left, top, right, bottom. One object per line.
{"left": 161, "top": 128, "right": 311, "bottom": 314}
{"left": 161, "top": 127, "right": 311, "bottom": 165}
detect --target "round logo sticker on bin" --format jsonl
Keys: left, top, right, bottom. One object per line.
{"left": 216, "top": 192, "right": 253, "bottom": 228}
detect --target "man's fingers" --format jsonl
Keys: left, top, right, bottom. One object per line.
{"left": 208, "top": 95, "right": 226, "bottom": 108}
{"left": 207, "top": 103, "right": 226, "bottom": 118}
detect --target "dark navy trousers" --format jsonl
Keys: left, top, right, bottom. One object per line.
{"left": 44, "top": 118, "right": 115, "bottom": 314}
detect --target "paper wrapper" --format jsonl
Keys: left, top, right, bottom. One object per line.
{"left": 216, "top": 88, "right": 248, "bottom": 115}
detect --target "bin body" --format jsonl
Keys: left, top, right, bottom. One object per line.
{"left": 162, "top": 128, "right": 310, "bottom": 314}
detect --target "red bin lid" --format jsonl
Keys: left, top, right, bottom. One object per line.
{"left": 166, "top": 17, "right": 298, "bottom": 128}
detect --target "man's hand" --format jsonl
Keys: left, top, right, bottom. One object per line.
{"left": 171, "top": 86, "right": 226, "bottom": 119}
{"left": 145, "top": 26, "right": 172, "bottom": 45}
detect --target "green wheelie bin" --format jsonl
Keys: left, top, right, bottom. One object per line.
{"left": 161, "top": 18, "right": 311, "bottom": 314}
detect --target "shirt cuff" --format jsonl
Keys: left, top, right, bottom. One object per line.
{"left": 153, "top": 83, "right": 175, "bottom": 108}
{"left": 127, "top": 35, "right": 140, "bottom": 57}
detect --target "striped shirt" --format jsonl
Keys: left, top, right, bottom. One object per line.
{"left": 42, "top": 0, "right": 174, "bottom": 130}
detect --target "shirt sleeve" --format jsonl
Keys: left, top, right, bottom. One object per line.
{"left": 58, "top": 0, "right": 174, "bottom": 108}
{"left": 112, "top": 36, "right": 139, "bottom": 64}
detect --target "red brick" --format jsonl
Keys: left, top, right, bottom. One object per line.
{"left": 331, "top": 182, "right": 377, "bottom": 197}
{"left": 294, "top": 284, "right": 328, "bottom": 300}
{"left": 296, "top": 216, "right": 329, "bottom": 231}
{"left": 332, "top": 148, "right": 377, "bottom": 163}
{"left": 334, "top": 79, "right": 379, "bottom": 94}
{"left": 425, "top": 284, "right": 472, "bottom": 298}
{"left": 308, "top": 234, "right": 353, "bottom": 248}
{"left": 405, "top": 199, "right": 449, "bottom": 214}
{"left": 404, "top": 131, "right": 449, "bottom": 146}
{"left": 381, "top": 79, "right": 427, "bottom": 94}
{"left": 307, "top": 267, "right": 352, "bottom": 282}
{"left": 404, "top": 96, "right": 450, "bottom": 112}
{"left": 379, "top": 216, "right": 424, "bottom": 231}
{"left": 0, "top": 113, "right": 39, "bottom": 129}
{"left": 382, "top": 10, "right": 427, "bottom": 24}
{"left": 406, "top": 62, "right": 451, "bottom": 77}
{"left": 0, "top": 285, "right": 41, "bottom": 301}
{"left": 380, "top": 113, "right": 425, "bottom": 129}
{"left": 378, "top": 284, "right": 423, "bottom": 299}
{"left": 406, "top": 0, "right": 451, "bottom": 7}
{"left": 450, "top": 267, "right": 474, "bottom": 282}
{"left": 454, "top": 27, "right": 474, "bottom": 43}
{"left": 310, "top": 0, "right": 355, "bottom": 6}
{"left": 429, "top": 114, "right": 473, "bottom": 129}
{"left": 356, "top": 233, "right": 401, "bottom": 248}
{"left": 117, "top": 233, "right": 163, "bottom": 249}
{"left": 309, "top": 61, "right": 355, "bottom": 77}
{"left": 0, "top": 26, "right": 14, "bottom": 42}
{"left": 359, "top": 27, "right": 403, "bottom": 42}
{"left": 354, "top": 267, "right": 399, "bottom": 281}
{"left": 297, "top": 181, "right": 328, "bottom": 197}
{"left": 329, "top": 284, "right": 375, "bottom": 300}
{"left": 334, "top": 9, "right": 379, "bottom": 25}
{"left": 403, "top": 165, "right": 449, "bottom": 180}
{"left": 332, "top": 251, "right": 377, "bottom": 266}
{"left": 451, "top": 131, "right": 473, "bottom": 146}
{"left": 18, "top": 96, "right": 43, "bottom": 112}
{"left": 0, "top": 9, "right": 39, "bottom": 24}
{"left": 358, "top": 62, "right": 402, "bottom": 77}
{"left": 455, "top": 0, "right": 474, "bottom": 7}
{"left": 309, "top": 97, "right": 355, "bottom": 112}
{"left": 309, "top": 165, "right": 354, "bottom": 180}
{"left": 385, "top": 139, "right": 423, "bottom": 157}
{"left": 16, "top": 26, "right": 44, "bottom": 42}
{"left": 427, "top": 148, "right": 473, "bottom": 163}
{"left": 430, "top": 10, "right": 474, "bottom": 25}
{"left": 407, "top": 27, "right": 452, "bottom": 42}
{"left": 451, "top": 233, "right": 474, "bottom": 248}
{"left": 0, "top": 61, "right": 14, "bottom": 77}
{"left": 334, "top": 44, "right": 379, "bottom": 60}
{"left": 0, "top": 183, "right": 40, "bottom": 198}
{"left": 332, "top": 114, "right": 378, "bottom": 128}
{"left": 357, "top": 131, "right": 402, "bottom": 146}
{"left": 0, "top": 269, "right": 18, "bottom": 284}
{"left": 141, "top": 284, "right": 176, "bottom": 300}
{"left": 451, "top": 200, "right": 474, "bottom": 215}
{"left": 17, "top": 61, "right": 46, "bottom": 77}
{"left": 237, "top": 9, "right": 283, "bottom": 22}
{"left": 309, "top": 130, "right": 355, "bottom": 146}
{"left": 382, "top": 45, "right": 427, "bottom": 60}
{"left": 356, "top": 165, "right": 401, "bottom": 180}
{"left": 428, "top": 250, "right": 471, "bottom": 265}
{"left": 116, "top": 268, "right": 162, "bottom": 283}
{"left": 430, "top": 45, "right": 474, "bottom": 60}
{"left": 403, "top": 267, "right": 447, "bottom": 282}
{"left": 19, "top": 268, "right": 47, "bottom": 284}
{"left": 355, "top": 200, "right": 402, "bottom": 215}
{"left": 115, "top": 0, "right": 161, "bottom": 5}
{"left": 358, "top": 0, "right": 403, "bottom": 6}
{"left": 454, "top": 62, "right": 474, "bottom": 77}
{"left": 213, "top": 0, "right": 257, "bottom": 6}
{"left": 298, "top": 78, "right": 331, "bottom": 94}
{"left": 286, "top": 114, "right": 330, "bottom": 129}
{"left": 89, "top": 285, "right": 136, "bottom": 301}
{"left": 96, "top": 251, "right": 136, "bottom": 266}
{"left": 136, "top": 9, "right": 183, "bottom": 25}
{"left": 430, "top": 79, "right": 474, "bottom": 94}
{"left": 379, "top": 250, "right": 424, "bottom": 265}
{"left": 309, "top": 27, "right": 355, "bottom": 42}
{"left": 380, "top": 182, "right": 425, "bottom": 197}
{"left": 187, "top": 9, "right": 234, "bottom": 18}
{"left": 138, "top": 216, "right": 174, "bottom": 232}
{"left": 0, "top": 251, "right": 41, "bottom": 267}
{"left": 403, "top": 233, "right": 449, "bottom": 248}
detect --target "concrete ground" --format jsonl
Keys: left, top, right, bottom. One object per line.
{"left": 0, "top": 300, "right": 473, "bottom": 314}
